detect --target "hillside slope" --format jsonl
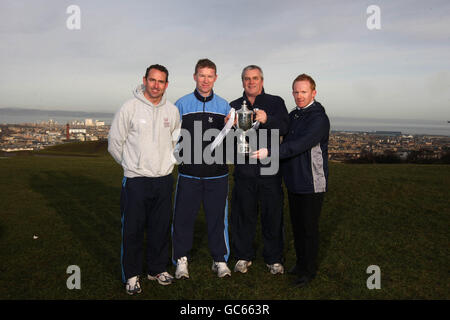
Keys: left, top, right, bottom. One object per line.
{"left": 0, "top": 148, "right": 448, "bottom": 299}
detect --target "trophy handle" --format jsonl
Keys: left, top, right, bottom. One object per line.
{"left": 252, "top": 108, "right": 260, "bottom": 129}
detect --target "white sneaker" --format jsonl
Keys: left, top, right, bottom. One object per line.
{"left": 175, "top": 256, "right": 189, "bottom": 279}
{"left": 148, "top": 271, "right": 174, "bottom": 286}
{"left": 212, "top": 261, "right": 231, "bottom": 278}
{"left": 234, "top": 260, "right": 252, "bottom": 273}
{"left": 266, "top": 263, "right": 285, "bottom": 275}
{"left": 125, "top": 275, "right": 142, "bottom": 295}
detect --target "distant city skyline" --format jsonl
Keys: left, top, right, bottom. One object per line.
{"left": 0, "top": 0, "right": 449, "bottom": 121}
{"left": 2, "top": 107, "right": 449, "bottom": 136}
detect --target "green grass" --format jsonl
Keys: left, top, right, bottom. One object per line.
{"left": 32, "top": 140, "right": 110, "bottom": 157}
{"left": 0, "top": 142, "right": 448, "bottom": 299}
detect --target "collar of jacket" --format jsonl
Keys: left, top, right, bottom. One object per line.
{"left": 194, "top": 89, "right": 214, "bottom": 102}
{"left": 297, "top": 99, "right": 315, "bottom": 111}
{"left": 296, "top": 101, "right": 317, "bottom": 113}
{"left": 242, "top": 88, "right": 266, "bottom": 107}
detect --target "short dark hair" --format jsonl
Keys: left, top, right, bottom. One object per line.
{"left": 292, "top": 73, "right": 316, "bottom": 91}
{"left": 194, "top": 59, "right": 217, "bottom": 74}
{"left": 145, "top": 64, "right": 169, "bottom": 82}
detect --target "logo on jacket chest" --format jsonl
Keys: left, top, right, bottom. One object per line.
{"left": 164, "top": 117, "right": 170, "bottom": 128}
{"left": 208, "top": 116, "right": 213, "bottom": 123}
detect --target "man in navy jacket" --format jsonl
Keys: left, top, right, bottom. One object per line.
{"left": 252, "top": 74, "right": 330, "bottom": 287}
{"left": 229, "top": 65, "right": 289, "bottom": 275}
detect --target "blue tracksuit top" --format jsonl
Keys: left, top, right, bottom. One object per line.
{"left": 175, "top": 89, "right": 230, "bottom": 178}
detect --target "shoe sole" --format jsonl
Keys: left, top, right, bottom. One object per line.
{"left": 270, "top": 271, "right": 284, "bottom": 275}
{"left": 267, "top": 264, "right": 284, "bottom": 275}
{"left": 234, "top": 261, "right": 252, "bottom": 273}
{"left": 218, "top": 272, "right": 231, "bottom": 278}
{"left": 212, "top": 266, "right": 232, "bottom": 278}
{"left": 126, "top": 288, "right": 142, "bottom": 295}
{"left": 147, "top": 275, "right": 174, "bottom": 286}
{"left": 268, "top": 268, "right": 285, "bottom": 275}
{"left": 269, "top": 269, "right": 285, "bottom": 275}
{"left": 213, "top": 266, "right": 232, "bottom": 278}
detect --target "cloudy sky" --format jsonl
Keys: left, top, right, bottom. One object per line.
{"left": 0, "top": 0, "right": 449, "bottom": 121}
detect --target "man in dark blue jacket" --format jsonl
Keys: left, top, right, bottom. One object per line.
{"left": 229, "top": 65, "right": 289, "bottom": 275}
{"left": 252, "top": 74, "right": 329, "bottom": 287}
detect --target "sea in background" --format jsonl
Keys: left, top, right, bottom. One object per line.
{"left": 0, "top": 108, "right": 114, "bottom": 125}
{"left": 330, "top": 117, "right": 450, "bottom": 136}
{"left": 0, "top": 108, "right": 449, "bottom": 136}
{"left": 0, "top": 114, "right": 114, "bottom": 125}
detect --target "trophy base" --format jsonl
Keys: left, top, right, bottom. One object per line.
{"left": 238, "top": 143, "right": 250, "bottom": 154}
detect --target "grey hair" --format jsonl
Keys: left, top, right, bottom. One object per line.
{"left": 241, "top": 65, "right": 264, "bottom": 81}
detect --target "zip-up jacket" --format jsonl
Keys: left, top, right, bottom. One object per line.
{"left": 279, "top": 101, "right": 330, "bottom": 194}
{"left": 108, "top": 84, "right": 181, "bottom": 178}
{"left": 175, "top": 89, "right": 230, "bottom": 178}
{"left": 230, "top": 89, "right": 289, "bottom": 178}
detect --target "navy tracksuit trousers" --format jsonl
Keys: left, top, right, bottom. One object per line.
{"left": 230, "top": 176, "right": 285, "bottom": 264}
{"left": 287, "top": 192, "right": 324, "bottom": 277}
{"left": 172, "top": 174, "right": 230, "bottom": 263}
{"left": 120, "top": 175, "right": 173, "bottom": 282}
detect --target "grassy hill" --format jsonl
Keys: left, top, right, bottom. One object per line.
{"left": 33, "top": 140, "right": 110, "bottom": 157}
{"left": 0, "top": 141, "right": 448, "bottom": 299}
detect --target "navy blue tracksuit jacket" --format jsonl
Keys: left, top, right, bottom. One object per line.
{"left": 280, "top": 101, "right": 330, "bottom": 194}
{"left": 229, "top": 89, "right": 289, "bottom": 264}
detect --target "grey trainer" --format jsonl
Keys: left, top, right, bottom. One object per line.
{"left": 266, "top": 263, "right": 285, "bottom": 275}
{"left": 148, "top": 271, "right": 174, "bottom": 286}
{"left": 125, "top": 275, "right": 142, "bottom": 295}
{"left": 234, "top": 260, "right": 252, "bottom": 273}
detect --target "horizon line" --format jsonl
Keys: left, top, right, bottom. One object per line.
{"left": 1, "top": 106, "right": 449, "bottom": 123}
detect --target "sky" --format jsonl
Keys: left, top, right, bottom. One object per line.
{"left": 0, "top": 0, "right": 449, "bottom": 121}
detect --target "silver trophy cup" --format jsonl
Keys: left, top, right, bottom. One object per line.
{"left": 236, "top": 101, "right": 255, "bottom": 154}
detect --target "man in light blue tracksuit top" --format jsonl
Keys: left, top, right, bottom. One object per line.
{"left": 172, "top": 59, "right": 232, "bottom": 279}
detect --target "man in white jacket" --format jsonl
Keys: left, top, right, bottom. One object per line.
{"left": 108, "top": 64, "right": 181, "bottom": 295}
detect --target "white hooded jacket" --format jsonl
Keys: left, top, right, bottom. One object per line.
{"left": 108, "top": 84, "right": 181, "bottom": 178}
